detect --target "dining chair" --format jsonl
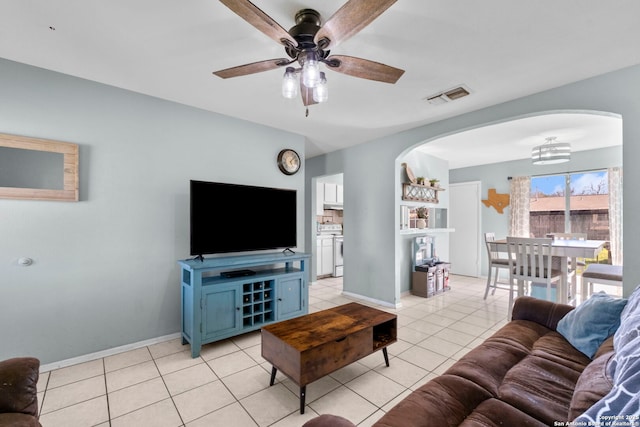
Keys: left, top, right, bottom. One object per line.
{"left": 546, "top": 232, "right": 587, "bottom": 302}
{"left": 483, "top": 233, "right": 512, "bottom": 300}
{"left": 506, "top": 237, "right": 564, "bottom": 315}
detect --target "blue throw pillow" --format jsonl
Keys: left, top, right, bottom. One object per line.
{"left": 557, "top": 291, "right": 628, "bottom": 358}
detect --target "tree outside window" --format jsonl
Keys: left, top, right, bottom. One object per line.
{"left": 530, "top": 170, "right": 610, "bottom": 263}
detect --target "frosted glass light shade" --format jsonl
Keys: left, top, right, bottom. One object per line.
{"left": 282, "top": 67, "right": 298, "bottom": 99}
{"left": 301, "top": 52, "right": 320, "bottom": 88}
{"left": 532, "top": 142, "right": 571, "bottom": 165}
{"left": 313, "top": 72, "right": 328, "bottom": 102}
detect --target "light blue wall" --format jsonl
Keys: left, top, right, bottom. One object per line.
{"left": 3, "top": 56, "right": 638, "bottom": 364}
{"left": 307, "top": 64, "right": 640, "bottom": 305}
{"left": 450, "top": 146, "right": 622, "bottom": 277}
{"left": 0, "top": 58, "right": 305, "bottom": 364}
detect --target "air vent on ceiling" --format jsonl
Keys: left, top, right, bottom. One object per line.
{"left": 425, "top": 85, "right": 471, "bottom": 105}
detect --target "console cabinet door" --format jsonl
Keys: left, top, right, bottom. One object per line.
{"left": 276, "top": 276, "right": 305, "bottom": 320}
{"left": 202, "top": 284, "right": 241, "bottom": 339}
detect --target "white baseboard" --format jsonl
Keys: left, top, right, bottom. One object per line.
{"left": 342, "top": 290, "right": 402, "bottom": 309}
{"left": 40, "top": 332, "right": 182, "bottom": 373}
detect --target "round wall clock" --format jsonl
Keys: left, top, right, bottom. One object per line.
{"left": 277, "top": 149, "right": 301, "bottom": 175}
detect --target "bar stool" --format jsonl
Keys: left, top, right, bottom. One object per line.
{"left": 483, "top": 233, "right": 511, "bottom": 300}
{"left": 581, "top": 264, "right": 623, "bottom": 302}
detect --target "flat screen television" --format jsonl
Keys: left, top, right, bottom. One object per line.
{"left": 190, "top": 180, "right": 297, "bottom": 256}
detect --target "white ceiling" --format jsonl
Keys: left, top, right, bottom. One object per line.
{"left": 419, "top": 112, "right": 623, "bottom": 169}
{"left": 1, "top": 0, "right": 638, "bottom": 163}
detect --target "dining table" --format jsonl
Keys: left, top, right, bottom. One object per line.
{"left": 495, "top": 238, "right": 607, "bottom": 304}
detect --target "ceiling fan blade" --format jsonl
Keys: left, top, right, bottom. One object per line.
{"left": 300, "top": 81, "right": 318, "bottom": 106}
{"left": 219, "top": 0, "right": 297, "bottom": 47}
{"left": 314, "top": 0, "right": 397, "bottom": 50}
{"left": 213, "top": 58, "right": 289, "bottom": 79}
{"left": 325, "top": 55, "right": 404, "bottom": 84}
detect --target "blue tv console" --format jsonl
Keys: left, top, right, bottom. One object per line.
{"left": 179, "top": 251, "right": 311, "bottom": 358}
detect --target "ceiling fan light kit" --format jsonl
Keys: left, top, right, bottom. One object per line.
{"left": 214, "top": 0, "right": 404, "bottom": 108}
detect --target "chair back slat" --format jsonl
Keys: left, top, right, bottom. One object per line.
{"left": 484, "top": 232, "right": 505, "bottom": 261}
{"left": 507, "top": 237, "right": 554, "bottom": 282}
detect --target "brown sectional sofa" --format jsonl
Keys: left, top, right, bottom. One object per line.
{"left": 0, "top": 357, "right": 41, "bottom": 427}
{"left": 305, "top": 292, "right": 639, "bottom": 427}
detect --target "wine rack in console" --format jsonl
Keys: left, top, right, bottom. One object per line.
{"left": 242, "top": 281, "right": 274, "bottom": 327}
{"left": 179, "top": 252, "right": 311, "bottom": 358}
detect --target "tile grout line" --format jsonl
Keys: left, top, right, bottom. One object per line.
{"left": 152, "top": 346, "right": 188, "bottom": 427}
{"left": 102, "top": 358, "right": 112, "bottom": 427}
{"left": 40, "top": 276, "right": 509, "bottom": 426}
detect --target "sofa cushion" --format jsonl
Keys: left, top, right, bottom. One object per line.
{"left": 302, "top": 414, "right": 356, "bottom": 427}
{"left": 557, "top": 291, "right": 628, "bottom": 358}
{"left": 374, "top": 374, "right": 492, "bottom": 426}
{"left": 511, "top": 296, "right": 574, "bottom": 329}
{"left": 460, "top": 398, "right": 548, "bottom": 427}
{"left": 446, "top": 320, "right": 588, "bottom": 401}
{"left": 498, "top": 332, "right": 589, "bottom": 425}
{"left": 593, "top": 334, "right": 615, "bottom": 359}
{"left": 0, "top": 413, "right": 42, "bottom": 427}
{"left": 0, "top": 357, "right": 40, "bottom": 417}
{"left": 568, "top": 349, "right": 614, "bottom": 420}
{"left": 442, "top": 321, "right": 536, "bottom": 395}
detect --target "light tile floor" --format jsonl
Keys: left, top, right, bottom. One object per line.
{"left": 37, "top": 275, "right": 512, "bottom": 427}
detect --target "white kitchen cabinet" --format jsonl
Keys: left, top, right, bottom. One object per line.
{"left": 324, "top": 183, "right": 338, "bottom": 203}
{"left": 317, "top": 182, "right": 343, "bottom": 213}
{"left": 317, "top": 236, "right": 334, "bottom": 276}
{"left": 316, "top": 182, "right": 325, "bottom": 215}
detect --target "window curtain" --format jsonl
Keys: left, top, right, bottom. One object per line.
{"left": 509, "top": 176, "right": 531, "bottom": 237}
{"left": 608, "top": 167, "right": 622, "bottom": 265}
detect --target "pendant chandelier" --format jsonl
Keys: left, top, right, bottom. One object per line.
{"left": 531, "top": 137, "right": 571, "bottom": 165}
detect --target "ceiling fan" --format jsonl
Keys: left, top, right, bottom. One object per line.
{"left": 213, "top": 0, "right": 405, "bottom": 107}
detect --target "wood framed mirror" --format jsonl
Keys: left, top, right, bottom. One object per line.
{"left": 0, "top": 132, "right": 79, "bottom": 201}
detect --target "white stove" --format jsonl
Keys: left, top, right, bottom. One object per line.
{"left": 317, "top": 223, "right": 343, "bottom": 235}
{"left": 317, "top": 223, "right": 343, "bottom": 277}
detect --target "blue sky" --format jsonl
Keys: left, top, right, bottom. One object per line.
{"left": 531, "top": 171, "right": 608, "bottom": 196}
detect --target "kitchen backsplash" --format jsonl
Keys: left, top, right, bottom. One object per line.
{"left": 317, "top": 209, "right": 343, "bottom": 225}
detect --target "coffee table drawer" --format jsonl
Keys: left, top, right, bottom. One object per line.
{"left": 299, "top": 327, "right": 371, "bottom": 385}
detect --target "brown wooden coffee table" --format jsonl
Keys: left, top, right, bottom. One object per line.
{"left": 261, "top": 302, "right": 397, "bottom": 414}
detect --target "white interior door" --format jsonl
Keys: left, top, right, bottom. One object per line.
{"left": 450, "top": 182, "right": 481, "bottom": 277}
